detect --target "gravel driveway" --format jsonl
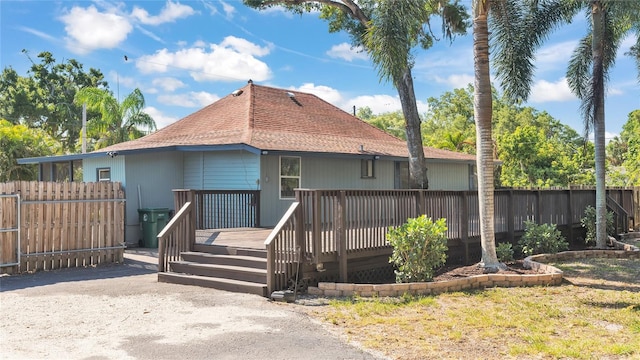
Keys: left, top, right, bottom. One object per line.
{"left": 0, "top": 250, "right": 385, "bottom": 360}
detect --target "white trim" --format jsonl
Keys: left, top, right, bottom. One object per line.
{"left": 279, "top": 156, "right": 301, "bottom": 200}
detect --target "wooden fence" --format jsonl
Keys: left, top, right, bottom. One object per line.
{"left": 0, "top": 181, "right": 125, "bottom": 274}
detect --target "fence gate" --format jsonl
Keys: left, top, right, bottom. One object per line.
{"left": 0, "top": 194, "right": 20, "bottom": 269}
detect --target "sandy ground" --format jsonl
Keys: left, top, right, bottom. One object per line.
{"left": 0, "top": 250, "right": 386, "bottom": 360}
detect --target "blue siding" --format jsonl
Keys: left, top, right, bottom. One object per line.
{"left": 184, "top": 151, "right": 260, "bottom": 190}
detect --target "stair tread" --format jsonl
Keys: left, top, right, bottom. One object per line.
{"left": 170, "top": 260, "right": 267, "bottom": 273}
{"left": 158, "top": 273, "right": 267, "bottom": 296}
{"left": 182, "top": 252, "right": 267, "bottom": 262}
{"left": 159, "top": 272, "right": 266, "bottom": 287}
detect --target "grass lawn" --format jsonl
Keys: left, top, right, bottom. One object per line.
{"left": 304, "top": 258, "right": 640, "bottom": 359}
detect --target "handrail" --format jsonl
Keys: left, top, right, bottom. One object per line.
{"left": 158, "top": 201, "right": 194, "bottom": 272}
{"left": 265, "top": 202, "right": 300, "bottom": 295}
{"left": 606, "top": 195, "right": 629, "bottom": 235}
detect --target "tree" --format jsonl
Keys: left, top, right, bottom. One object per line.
{"left": 423, "top": 85, "right": 476, "bottom": 154}
{"left": 244, "top": 0, "right": 469, "bottom": 189}
{"left": 617, "top": 110, "right": 640, "bottom": 186}
{"left": 361, "top": 109, "right": 407, "bottom": 140}
{"left": 497, "top": 124, "right": 590, "bottom": 187}
{"left": 75, "top": 88, "right": 156, "bottom": 150}
{"left": 0, "top": 119, "right": 61, "bottom": 181}
{"left": 472, "top": 0, "right": 574, "bottom": 270}
{"left": 565, "top": 0, "right": 640, "bottom": 247}
{"left": 0, "top": 51, "right": 107, "bottom": 152}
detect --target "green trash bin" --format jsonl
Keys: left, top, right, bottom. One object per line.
{"left": 138, "top": 208, "right": 170, "bottom": 248}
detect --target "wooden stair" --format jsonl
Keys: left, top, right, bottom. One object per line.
{"left": 158, "top": 244, "right": 268, "bottom": 297}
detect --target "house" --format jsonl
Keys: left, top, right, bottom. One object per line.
{"left": 19, "top": 81, "right": 476, "bottom": 246}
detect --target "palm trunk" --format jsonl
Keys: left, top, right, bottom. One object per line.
{"left": 473, "top": 0, "right": 501, "bottom": 270}
{"left": 395, "top": 67, "right": 428, "bottom": 189}
{"left": 592, "top": 1, "right": 608, "bottom": 248}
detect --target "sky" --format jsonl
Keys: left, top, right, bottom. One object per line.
{"left": 1, "top": 0, "right": 638, "bottom": 139}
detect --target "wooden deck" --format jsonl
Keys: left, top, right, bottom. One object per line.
{"left": 196, "top": 228, "right": 273, "bottom": 250}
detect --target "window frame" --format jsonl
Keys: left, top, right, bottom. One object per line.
{"left": 279, "top": 156, "right": 301, "bottom": 200}
{"left": 97, "top": 167, "right": 111, "bottom": 182}
{"left": 361, "top": 159, "right": 376, "bottom": 179}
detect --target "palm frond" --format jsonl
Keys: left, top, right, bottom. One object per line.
{"left": 491, "top": 0, "right": 578, "bottom": 103}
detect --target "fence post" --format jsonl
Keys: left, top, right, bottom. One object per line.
{"left": 312, "top": 191, "right": 321, "bottom": 264}
{"left": 294, "top": 191, "right": 306, "bottom": 260}
{"left": 507, "top": 189, "right": 514, "bottom": 242}
{"left": 567, "top": 188, "right": 574, "bottom": 243}
{"left": 417, "top": 190, "right": 425, "bottom": 216}
{"left": 460, "top": 191, "right": 469, "bottom": 264}
{"left": 535, "top": 190, "right": 542, "bottom": 223}
{"left": 336, "top": 191, "right": 348, "bottom": 282}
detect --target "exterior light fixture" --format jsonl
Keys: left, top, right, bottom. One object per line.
{"left": 232, "top": 89, "right": 243, "bottom": 97}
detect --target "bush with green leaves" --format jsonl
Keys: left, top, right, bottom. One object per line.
{"left": 387, "top": 215, "right": 448, "bottom": 283}
{"left": 496, "top": 242, "right": 515, "bottom": 263}
{"left": 580, "top": 205, "right": 616, "bottom": 245}
{"left": 518, "top": 221, "right": 568, "bottom": 256}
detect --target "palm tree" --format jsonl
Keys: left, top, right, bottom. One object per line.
{"left": 566, "top": 0, "right": 640, "bottom": 248}
{"left": 244, "top": 0, "right": 469, "bottom": 189}
{"left": 472, "top": 0, "right": 574, "bottom": 271}
{"left": 75, "top": 88, "right": 156, "bottom": 150}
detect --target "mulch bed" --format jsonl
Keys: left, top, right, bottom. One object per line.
{"left": 432, "top": 260, "right": 539, "bottom": 282}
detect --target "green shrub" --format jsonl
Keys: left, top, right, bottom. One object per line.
{"left": 580, "top": 205, "right": 616, "bottom": 245}
{"left": 496, "top": 242, "right": 515, "bottom": 263}
{"left": 387, "top": 215, "right": 448, "bottom": 283}
{"left": 518, "top": 221, "right": 568, "bottom": 256}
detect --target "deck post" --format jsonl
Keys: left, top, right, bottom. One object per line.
{"left": 507, "top": 189, "right": 514, "bottom": 242}
{"left": 336, "top": 191, "right": 348, "bottom": 282}
{"left": 312, "top": 191, "right": 321, "bottom": 264}
{"left": 567, "top": 188, "right": 574, "bottom": 243}
{"left": 461, "top": 191, "right": 469, "bottom": 264}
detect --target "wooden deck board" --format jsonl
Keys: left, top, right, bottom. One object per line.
{"left": 196, "top": 228, "right": 273, "bottom": 249}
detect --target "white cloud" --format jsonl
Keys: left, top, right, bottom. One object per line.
{"left": 157, "top": 92, "right": 220, "bottom": 107}
{"left": 290, "top": 83, "right": 343, "bottom": 105}
{"left": 434, "top": 74, "right": 474, "bottom": 89}
{"left": 136, "top": 36, "right": 273, "bottom": 82}
{"left": 220, "top": 1, "right": 236, "bottom": 19}
{"left": 131, "top": 0, "right": 195, "bottom": 25}
{"left": 326, "top": 43, "right": 368, "bottom": 62}
{"left": 152, "top": 77, "right": 186, "bottom": 92}
{"left": 619, "top": 33, "right": 636, "bottom": 54}
{"left": 108, "top": 71, "right": 138, "bottom": 89}
{"left": 18, "top": 26, "right": 58, "bottom": 42}
{"left": 347, "top": 94, "right": 429, "bottom": 115}
{"left": 530, "top": 77, "right": 577, "bottom": 103}
{"left": 534, "top": 40, "right": 578, "bottom": 72}
{"left": 608, "top": 87, "right": 623, "bottom": 96}
{"left": 290, "top": 83, "right": 428, "bottom": 116}
{"left": 144, "top": 106, "right": 178, "bottom": 129}
{"left": 60, "top": 5, "right": 132, "bottom": 54}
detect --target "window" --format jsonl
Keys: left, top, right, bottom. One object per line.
{"left": 97, "top": 168, "right": 111, "bottom": 182}
{"left": 279, "top": 156, "right": 300, "bottom": 199}
{"left": 361, "top": 159, "right": 375, "bottom": 179}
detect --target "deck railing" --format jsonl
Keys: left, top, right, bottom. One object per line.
{"left": 264, "top": 202, "right": 301, "bottom": 295}
{"left": 158, "top": 191, "right": 195, "bottom": 272}
{"left": 294, "top": 187, "right": 637, "bottom": 276}
{"left": 173, "top": 189, "right": 260, "bottom": 229}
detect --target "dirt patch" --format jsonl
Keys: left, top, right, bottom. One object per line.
{"left": 432, "top": 260, "right": 538, "bottom": 282}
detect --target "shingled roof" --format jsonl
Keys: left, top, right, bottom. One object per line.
{"left": 98, "top": 82, "right": 475, "bottom": 162}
